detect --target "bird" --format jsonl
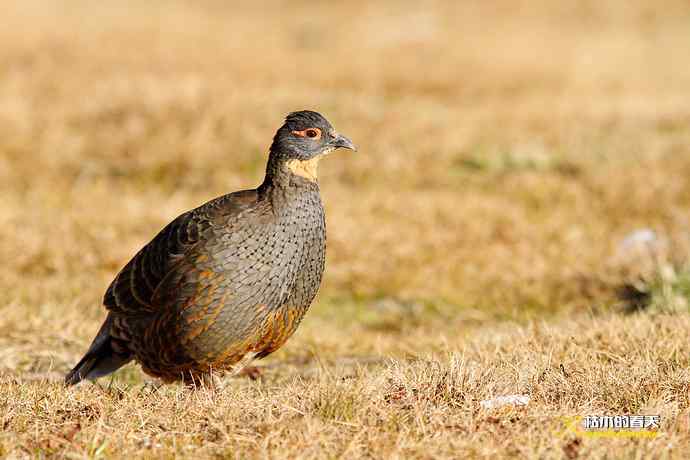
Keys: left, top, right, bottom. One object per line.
{"left": 65, "top": 110, "right": 356, "bottom": 386}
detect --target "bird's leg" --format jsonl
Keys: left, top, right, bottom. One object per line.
{"left": 200, "top": 372, "right": 223, "bottom": 391}
{"left": 183, "top": 370, "right": 221, "bottom": 391}
{"left": 230, "top": 352, "right": 262, "bottom": 380}
{"left": 237, "top": 366, "right": 263, "bottom": 380}
{"left": 185, "top": 354, "right": 261, "bottom": 390}
{"left": 140, "top": 379, "right": 165, "bottom": 394}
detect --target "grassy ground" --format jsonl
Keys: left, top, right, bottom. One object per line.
{"left": 3, "top": 314, "right": 690, "bottom": 458}
{"left": 2, "top": 0, "right": 690, "bottom": 458}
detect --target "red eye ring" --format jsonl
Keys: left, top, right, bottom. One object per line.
{"left": 292, "top": 128, "right": 322, "bottom": 139}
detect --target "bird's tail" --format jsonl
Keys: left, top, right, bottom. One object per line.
{"left": 65, "top": 314, "right": 133, "bottom": 386}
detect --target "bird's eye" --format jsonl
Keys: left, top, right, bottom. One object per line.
{"left": 292, "top": 128, "right": 322, "bottom": 139}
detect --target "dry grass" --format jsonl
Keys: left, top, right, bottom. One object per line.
{"left": 2, "top": 0, "right": 690, "bottom": 458}
{"left": 3, "top": 314, "right": 690, "bottom": 458}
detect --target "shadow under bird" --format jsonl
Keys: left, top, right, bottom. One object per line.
{"left": 65, "top": 110, "right": 356, "bottom": 386}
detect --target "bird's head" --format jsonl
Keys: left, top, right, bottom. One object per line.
{"left": 268, "top": 110, "right": 356, "bottom": 182}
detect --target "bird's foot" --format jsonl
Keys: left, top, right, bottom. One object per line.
{"left": 236, "top": 365, "right": 263, "bottom": 380}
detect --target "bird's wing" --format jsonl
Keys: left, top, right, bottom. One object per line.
{"left": 103, "top": 190, "right": 264, "bottom": 317}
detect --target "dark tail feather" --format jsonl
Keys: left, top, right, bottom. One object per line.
{"left": 65, "top": 315, "right": 132, "bottom": 386}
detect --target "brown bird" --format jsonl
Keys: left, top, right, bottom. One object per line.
{"left": 65, "top": 110, "right": 356, "bottom": 385}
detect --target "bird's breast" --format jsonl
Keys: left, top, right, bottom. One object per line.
{"left": 208, "top": 195, "right": 325, "bottom": 312}
{"left": 174, "top": 196, "right": 325, "bottom": 363}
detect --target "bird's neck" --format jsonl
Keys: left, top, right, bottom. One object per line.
{"left": 260, "top": 152, "right": 321, "bottom": 191}
{"left": 258, "top": 157, "right": 322, "bottom": 215}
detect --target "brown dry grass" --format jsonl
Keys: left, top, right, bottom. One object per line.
{"left": 4, "top": 314, "right": 690, "bottom": 458}
{"left": 2, "top": 0, "right": 690, "bottom": 458}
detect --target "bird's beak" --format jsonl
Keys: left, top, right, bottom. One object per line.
{"left": 330, "top": 133, "right": 357, "bottom": 151}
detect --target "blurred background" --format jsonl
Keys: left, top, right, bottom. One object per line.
{"left": 1, "top": 1, "right": 690, "bottom": 367}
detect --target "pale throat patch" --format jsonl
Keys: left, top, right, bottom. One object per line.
{"left": 285, "top": 151, "right": 331, "bottom": 181}
{"left": 286, "top": 157, "right": 320, "bottom": 181}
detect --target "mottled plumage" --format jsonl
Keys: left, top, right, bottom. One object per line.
{"left": 66, "top": 110, "right": 355, "bottom": 385}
